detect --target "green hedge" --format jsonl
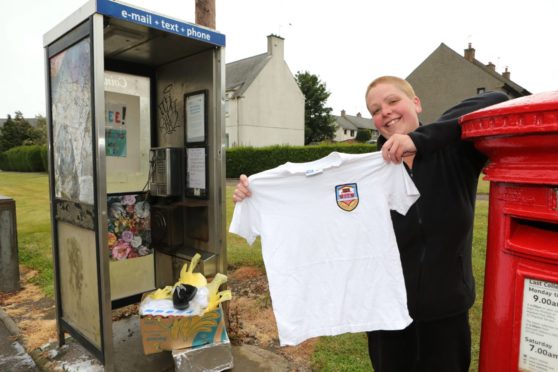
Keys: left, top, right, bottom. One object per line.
{"left": 0, "top": 145, "right": 48, "bottom": 172}
{"left": 0, "top": 143, "right": 377, "bottom": 177}
{"left": 226, "top": 143, "right": 377, "bottom": 178}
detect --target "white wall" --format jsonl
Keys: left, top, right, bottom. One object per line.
{"left": 238, "top": 58, "right": 304, "bottom": 146}
{"left": 334, "top": 126, "right": 355, "bottom": 142}
{"left": 225, "top": 36, "right": 304, "bottom": 147}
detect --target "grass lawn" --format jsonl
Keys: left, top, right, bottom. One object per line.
{"left": 0, "top": 172, "right": 489, "bottom": 371}
{"left": 477, "top": 175, "right": 490, "bottom": 195}
{"left": 0, "top": 172, "right": 54, "bottom": 297}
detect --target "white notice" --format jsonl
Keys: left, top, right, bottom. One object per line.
{"left": 187, "top": 147, "right": 206, "bottom": 189}
{"left": 519, "top": 278, "right": 558, "bottom": 371}
{"left": 186, "top": 93, "right": 205, "bottom": 143}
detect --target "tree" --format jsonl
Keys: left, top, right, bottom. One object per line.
{"left": 295, "top": 71, "right": 337, "bottom": 145}
{"left": 355, "top": 128, "right": 372, "bottom": 142}
{"left": 25, "top": 115, "right": 48, "bottom": 146}
{"left": 0, "top": 111, "right": 35, "bottom": 152}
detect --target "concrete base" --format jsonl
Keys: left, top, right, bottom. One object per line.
{"left": 230, "top": 344, "right": 290, "bottom": 371}
{"left": 33, "top": 315, "right": 289, "bottom": 371}
{"left": 173, "top": 342, "right": 233, "bottom": 371}
{"left": 33, "top": 315, "right": 173, "bottom": 372}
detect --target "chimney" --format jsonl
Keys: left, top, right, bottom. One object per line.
{"left": 502, "top": 66, "right": 511, "bottom": 79}
{"left": 464, "top": 43, "right": 475, "bottom": 62}
{"left": 341, "top": 109, "right": 346, "bottom": 117}
{"left": 486, "top": 62, "right": 496, "bottom": 71}
{"left": 357, "top": 112, "right": 362, "bottom": 118}
{"left": 267, "top": 34, "right": 285, "bottom": 59}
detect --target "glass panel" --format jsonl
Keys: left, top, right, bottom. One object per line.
{"left": 58, "top": 221, "right": 101, "bottom": 347}
{"left": 50, "top": 39, "right": 94, "bottom": 205}
{"left": 104, "top": 71, "right": 151, "bottom": 193}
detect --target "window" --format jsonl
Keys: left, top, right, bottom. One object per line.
{"left": 104, "top": 71, "right": 151, "bottom": 193}
{"left": 350, "top": 130, "right": 355, "bottom": 137}
{"left": 225, "top": 91, "right": 234, "bottom": 118}
{"left": 477, "top": 87, "right": 486, "bottom": 94}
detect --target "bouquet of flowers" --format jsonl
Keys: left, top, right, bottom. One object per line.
{"left": 107, "top": 193, "right": 152, "bottom": 260}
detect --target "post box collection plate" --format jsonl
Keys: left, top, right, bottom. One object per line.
{"left": 519, "top": 278, "right": 558, "bottom": 370}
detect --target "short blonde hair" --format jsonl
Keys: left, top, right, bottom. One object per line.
{"left": 365, "top": 76, "right": 416, "bottom": 99}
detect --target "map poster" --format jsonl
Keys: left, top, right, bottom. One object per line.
{"left": 519, "top": 278, "right": 558, "bottom": 371}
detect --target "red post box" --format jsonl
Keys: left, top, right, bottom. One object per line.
{"left": 460, "top": 91, "right": 558, "bottom": 372}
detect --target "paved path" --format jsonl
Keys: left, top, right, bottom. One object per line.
{"left": 0, "top": 308, "right": 39, "bottom": 371}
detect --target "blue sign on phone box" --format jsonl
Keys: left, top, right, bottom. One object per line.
{"left": 96, "top": 0, "right": 226, "bottom": 47}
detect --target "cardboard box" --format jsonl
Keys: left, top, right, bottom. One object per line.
{"left": 140, "top": 305, "right": 228, "bottom": 355}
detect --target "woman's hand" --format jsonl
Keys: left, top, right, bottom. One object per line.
{"left": 232, "top": 174, "right": 251, "bottom": 203}
{"left": 381, "top": 134, "right": 416, "bottom": 164}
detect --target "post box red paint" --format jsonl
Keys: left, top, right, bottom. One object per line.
{"left": 460, "top": 91, "right": 558, "bottom": 372}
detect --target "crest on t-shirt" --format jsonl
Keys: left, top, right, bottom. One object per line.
{"left": 335, "top": 183, "right": 359, "bottom": 211}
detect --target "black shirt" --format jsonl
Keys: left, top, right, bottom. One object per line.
{"left": 378, "top": 91, "right": 509, "bottom": 321}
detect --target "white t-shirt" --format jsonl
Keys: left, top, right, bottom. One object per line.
{"left": 229, "top": 151, "right": 419, "bottom": 346}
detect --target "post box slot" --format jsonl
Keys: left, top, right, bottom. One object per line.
{"left": 508, "top": 217, "right": 558, "bottom": 262}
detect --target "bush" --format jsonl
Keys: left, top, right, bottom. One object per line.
{"left": 40, "top": 145, "right": 49, "bottom": 171}
{"left": 355, "top": 129, "right": 372, "bottom": 142}
{"left": 0, "top": 145, "right": 47, "bottom": 172}
{"left": 226, "top": 143, "right": 376, "bottom": 178}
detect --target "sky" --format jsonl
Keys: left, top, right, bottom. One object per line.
{"left": 1, "top": 0, "right": 557, "bottom": 119}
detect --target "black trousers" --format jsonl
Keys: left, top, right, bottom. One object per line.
{"left": 367, "top": 312, "right": 471, "bottom": 372}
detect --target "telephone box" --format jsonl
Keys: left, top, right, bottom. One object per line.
{"left": 460, "top": 92, "right": 558, "bottom": 372}
{"left": 43, "top": 1, "right": 226, "bottom": 369}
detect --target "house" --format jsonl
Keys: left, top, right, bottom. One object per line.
{"left": 333, "top": 110, "right": 378, "bottom": 142}
{"left": 225, "top": 35, "right": 305, "bottom": 147}
{"left": 407, "top": 43, "right": 531, "bottom": 124}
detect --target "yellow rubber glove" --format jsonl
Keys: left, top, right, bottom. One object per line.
{"left": 205, "top": 290, "right": 232, "bottom": 313}
{"left": 148, "top": 285, "right": 173, "bottom": 300}
{"left": 179, "top": 253, "right": 207, "bottom": 288}
{"left": 206, "top": 273, "right": 227, "bottom": 311}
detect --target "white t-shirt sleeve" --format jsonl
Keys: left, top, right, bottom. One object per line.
{"left": 387, "top": 164, "right": 420, "bottom": 215}
{"left": 229, "top": 197, "right": 261, "bottom": 246}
